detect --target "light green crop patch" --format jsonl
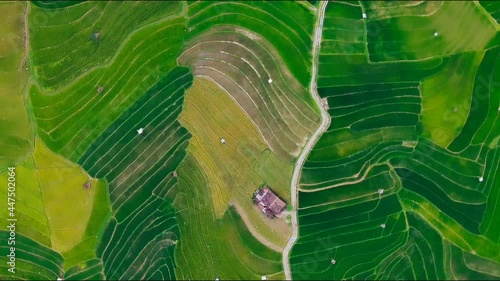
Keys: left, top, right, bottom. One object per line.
{"left": 0, "top": 2, "right": 33, "bottom": 170}
{"left": 29, "top": 1, "right": 182, "bottom": 90}
{"left": 29, "top": 16, "right": 187, "bottom": 162}
{"left": 432, "top": 2, "right": 496, "bottom": 54}
{"left": 420, "top": 52, "right": 484, "bottom": 147}
{"left": 0, "top": 162, "right": 51, "bottom": 247}
{"left": 367, "top": 1, "right": 497, "bottom": 61}
{"left": 0, "top": 139, "right": 107, "bottom": 255}
{"left": 362, "top": 1, "right": 443, "bottom": 20}
{"left": 400, "top": 188, "right": 500, "bottom": 262}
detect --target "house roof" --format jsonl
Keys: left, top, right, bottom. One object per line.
{"left": 253, "top": 186, "right": 286, "bottom": 217}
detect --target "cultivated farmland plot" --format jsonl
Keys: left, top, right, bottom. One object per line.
{"left": 0, "top": 1, "right": 499, "bottom": 281}
{"left": 291, "top": 1, "right": 500, "bottom": 280}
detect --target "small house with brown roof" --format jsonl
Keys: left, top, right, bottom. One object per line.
{"left": 253, "top": 186, "right": 286, "bottom": 219}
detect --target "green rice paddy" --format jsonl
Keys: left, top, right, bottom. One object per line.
{"left": 29, "top": 1, "right": 182, "bottom": 90}
{"left": 2, "top": 1, "right": 500, "bottom": 280}
{"left": 290, "top": 1, "right": 500, "bottom": 280}
{"left": 174, "top": 154, "right": 284, "bottom": 280}
{"left": 178, "top": 78, "right": 292, "bottom": 248}
{"left": 0, "top": 2, "right": 33, "bottom": 171}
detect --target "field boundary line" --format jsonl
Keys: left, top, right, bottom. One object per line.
{"left": 473, "top": 1, "right": 500, "bottom": 31}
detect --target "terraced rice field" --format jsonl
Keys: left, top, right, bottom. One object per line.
{"left": 29, "top": 16, "right": 187, "bottom": 162}
{"left": 4, "top": 138, "right": 101, "bottom": 251}
{"left": 0, "top": 232, "right": 64, "bottom": 280}
{"left": 365, "top": 1, "right": 497, "bottom": 61}
{"left": 3, "top": 3, "right": 193, "bottom": 279}
{"left": 290, "top": 1, "right": 500, "bottom": 279}
{"left": 173, "top": 2, "right": 324, "bottom": 278}
{"left": 3, "top": 1, "right": 500, "bottom": 280}
{"left": 0, "top": 138, "right": 108, "bottom": 279}
{"left": 4, "top": 1, "right": 314, "bottom": 279}
{"left": 174, "top": 154, "right": 284, "bottom": 280}
{"left": 420, "top": 52, "right": 484, "bottom": 147}
{"left": 178, "top": 78, "right": 292, "bottom": 248}
{"left": 29, "top": 1, "right": 183, "bottom": 90}
{"left": 78, "top": 67, "right": 192, "bottom": 280}
{"left": 181, "top": 1, "right": 321, "bottom": 162}
{"left": 185, "top": 1, "right": 315, "bottom": 88}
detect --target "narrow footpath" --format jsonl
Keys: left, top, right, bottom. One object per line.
{"left": 282, "top": 1, "right": 330, "bottom": 280}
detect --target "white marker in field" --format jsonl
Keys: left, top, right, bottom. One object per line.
{"left": 137, "top": 128, "right": 144, "bottom": 135}
{"left": 331, "top": 259, "right": 336, "bottom": 265}
{"left": 268, "top": 78, "right": 273, "bottom": 84}
{"left": 261, "top": 276, "right": 267, "bottom": 280}
{"left": 479, "top": 176, "right": 484, "bottom": 182}
{"left": 378, "top": 188, "right": 384, "bottom": 195}
{"left": 220, "top": 138, "right": 226, "bottom": 144}
{"left": 362, "top": 13, "right": 366, "bottom": 19}
{"left": 380, "top": 223, "right": 386, "bottom": 229}
{"left": 434, "top": 32, "right": 438, "bottom": 37}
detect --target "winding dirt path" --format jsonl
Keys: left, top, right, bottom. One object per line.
{"left": 282, "top": 2, "right": 330, "bottom": 280}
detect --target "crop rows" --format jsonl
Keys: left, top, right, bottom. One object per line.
{"left": 180, "top": 28, "right": 319, "bottom": 162}
{"left": 64, "top": 258, "right": 105, "bottom": 280}
{"left": 448, "top": 46, "right": 500, "bottom": 153}
{"left": 0, "top": 138, "right": 105, "bottom": 275}
{"left": 174, "top": 153, "right": 284, "bottom": 280}
{"left": 186, "top": 1, "right": 314, "bottom": 87}
{"left": 8, "top": 1, "right": 500, "bottom": 280}
{"left": 178, "top": 78, "right": 292, "bottom": 248}
{"left": 30, "top": 16, "right": 187, "bottom": 162}
{"left": 181, "top": 1, "right": 320, "bottom": 162}
{"left": 365, "top": 1, "right": 497, "bottom": 61}
{"left": 0, "top": 162, "right": 51, "bottom": 248}
{"left": 291, "top": 1, "right": 500, "bottom": 279}
{"left": 76, "top": 67, "right": 192, "bottom": 280}
{"left": 172, "top": 3, "right": 325, "bottom": 278}
{"left": 29, "top": 1, "right": 182, "bottom": 89}
{"left": 0, "top": 232, "right": 64, "bottom": 280}
{"left": 21, "top": 2, "right": 308, "bottom": 279}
